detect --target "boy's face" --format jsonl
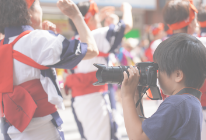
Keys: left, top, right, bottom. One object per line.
{"left": 158, "top": 71, "right": 176, "bottom": 96}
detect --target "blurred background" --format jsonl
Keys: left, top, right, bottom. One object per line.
{"left": 39, "top": 0, "right": 204, "bottom": 39}
{"left": 37, "top": 1, "right": 205, "bottom": 140}
{"left": 1, "top": 1, "right": 205, "bottom": 140}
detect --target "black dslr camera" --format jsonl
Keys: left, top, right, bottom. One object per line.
{"left": 93, "top": 62, "right": 162, "bottom": 100}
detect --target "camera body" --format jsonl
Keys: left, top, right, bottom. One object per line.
{"left": 93, "top": 62, "right": 162, "bottom": 100}
{"left": 137, "top": 62, "right": 158, "bottom": 87}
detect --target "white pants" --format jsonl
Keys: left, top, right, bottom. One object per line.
{"left": 72, "top": 92, "right": 111, "bottom": 140}
{"left": 202, "top": 109, "right": 206, "bottom": 140}
{"left": 7, "top": 115, "right": 61, "bottom": 140}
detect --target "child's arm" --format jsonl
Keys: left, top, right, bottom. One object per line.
{"left": 121, "top": 66, "right": 149, "bottom": 140}
{"left": 57, "top": 0, "right": 99, "bottom": 60}
{"left": 121, "top": 2, "right": 133, "bottom": 34}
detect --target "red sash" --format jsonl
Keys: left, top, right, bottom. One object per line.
{"left": 0, "top": 31, "right": 56, "bottom": 132}
{"left": 65, "top": 71, "right": 108, "bottom": 97}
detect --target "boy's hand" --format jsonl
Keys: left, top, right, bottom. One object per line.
{"left": 121, "top": 66, "right": 140, "bottom": 99}
{"left": 57, "top": 0, "right": 81, "bottom": 20}
{"left": 42, "top": 20, "right": 57, "bottom": 33}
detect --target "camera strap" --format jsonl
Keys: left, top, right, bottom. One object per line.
{"left": 136, "top": 86, "right": 149, "bottom": 119}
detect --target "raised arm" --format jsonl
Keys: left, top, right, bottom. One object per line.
{"left": 57, "top": 0, "right": 99, "bottom": 60}
{"left": 121, "top": 2, "right": 133, "bottom": 34}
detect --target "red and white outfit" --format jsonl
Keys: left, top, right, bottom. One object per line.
{"left": 0, "top": 25, "right": 87, "bottom": 140}
{"left": 65, "top": 21, "right": 125, "bottom": 140}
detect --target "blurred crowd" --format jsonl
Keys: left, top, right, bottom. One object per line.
{"left": 1, "top": 0, "right": 206, "bottom": 140}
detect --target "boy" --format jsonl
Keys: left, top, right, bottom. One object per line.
{"left": 121, "top": 33, "right": 205, "bottom": 140}
{"left": 0, "top": 0, "right": 98, "bottom": 139}
{"left": 197, "top": 4, "right": 206, "bottom": 139}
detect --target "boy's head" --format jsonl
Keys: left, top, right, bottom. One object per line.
{"left": 197, "top": 5, "right": 206, "bottom": 28}
{"left": 153, "top": 33, "right": 206, "bottom": 95}
{"left": 0, "top": 0, "right": 42, "bottom": 33}
{"left": 163, "top": 0, "right": 198, "bottom": 35}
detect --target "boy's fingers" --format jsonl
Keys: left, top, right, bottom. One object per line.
{"left": 128, "top": 68, "right": 134, "bottom": 77}
{"left": 130, "top": 65, "right": 136, "bottom": 74}
{"left": 135, "top": 67, "right": 140, "bottom": 76}
{"left": 122, "top": 71, "right": 128, "bottom": 84}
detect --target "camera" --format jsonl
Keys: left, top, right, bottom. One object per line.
{"left": 93, "top": 62, "right": 162, "bottom": 100}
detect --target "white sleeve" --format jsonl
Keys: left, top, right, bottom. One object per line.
{"left": 151, "top": 39, "right": 162, "bottom": 54}
{"left": 91, "top": 20, "right": 126, "bottom": 53}
{"left": 28, "top": 30, "right": 87, "bottom": 69}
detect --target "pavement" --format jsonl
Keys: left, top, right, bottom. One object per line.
{"left": 0, "top": 94, "right": 160, "bottom": 140}
{"left": 59, "top": 94, "right": 160, "bottom": 140}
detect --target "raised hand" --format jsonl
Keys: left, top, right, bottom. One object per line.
{"left": 42, "top": 20, "right": 57, "bottom": 33}
{"left": 99, "top": 6, "right": 115, "bottom": 21}
{"left": 57, "top": 0, "right": 81, "bottom": 20}
{"left": 121, "top": 2, "right": 132, "bottom": 12}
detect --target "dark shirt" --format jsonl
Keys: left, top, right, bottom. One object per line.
{"left": 142, "top": 94, "right": 202, "bottom": 140}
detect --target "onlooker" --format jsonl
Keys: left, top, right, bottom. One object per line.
{"left": 197, "top": 5, "right": 206, "bottom": 140}
{"left": 121, "top": 33, "right": 206, "bottom": 140}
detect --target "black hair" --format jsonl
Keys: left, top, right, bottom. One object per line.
{"left": 197, "top": 5, "right": 206, "bottom": 22}
{"left": 153, "top": 33, "right": 206, "bottom": 89}
{"left": 0, "top": 0, "right": 35, "bottom": 34}
{"left": 163, "top": 0, "right": 190, "bottom": 32}
{"left": 69, "top": 1, "right": 90, "bottom": 33}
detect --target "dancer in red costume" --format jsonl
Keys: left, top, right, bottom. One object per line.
{"left": 65, "top": 1, "right": 133, "bottom": 140}
{"left": 0, "top": 0, "right": 98, "bottom": 139}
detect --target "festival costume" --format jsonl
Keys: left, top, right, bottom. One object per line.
{"left": 65, "top": 19, "right": 125, "bottom": 139}
{"left": 0, "top": 25, "right": 87, "bottom": 140}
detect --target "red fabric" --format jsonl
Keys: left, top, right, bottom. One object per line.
{"left": 199, "top": 80, "right": 206, "bottom": 107}
{"left": 152, "top": 23, "right": 164, "bottom": 36}
{"left": 0, "top": 31, "right": 50, "bottom": 122}
{"left": 166, "top": 28, "right": 173, "bottom": 35}
{"left": 0, "top": 31, "right": 49, "bottom": 93}
{"left": 26, "top": 0, "right": 35, "bottom": 8}
{"left": 13, "top": 50, "right": 49, "bottom": 70}
{"left": 145, "top": 41, "right": 154, "bottom": 62}
{"left": 168, "top": 1, "right": 198, "bottom": 30}
{"left": 2, "top": 79, "right": 57, "bottom": 132}
{"left": 65, "top": 71, "right": 108, "bottom": 97}
{"left": 84, "top": 0, "right": 99, "bottom": 23}
{"left": 160, "top": 89, "right": 167, "bottom": 100}
{"left": 98, "top": 52, "right": 109, "bottom": 57}
{"left": 0, "top": 44, "right": 13, "bottom": 93}
{"left": 199, "top": 21, "right": 206, "bottom": 28}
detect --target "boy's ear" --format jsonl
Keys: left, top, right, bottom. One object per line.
{"left": 174, "top": 70, "right": 184, "bottom": 83}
